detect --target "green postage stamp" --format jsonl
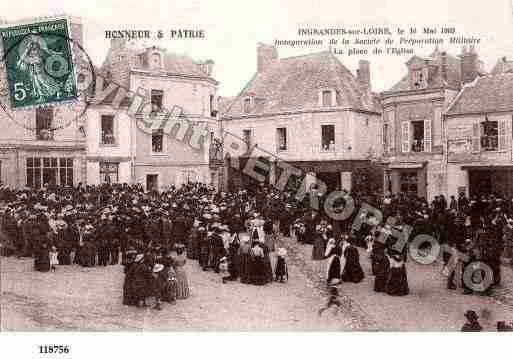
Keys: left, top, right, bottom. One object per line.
{"left": 0, "top": 19, "right": 77, "bottom": 109}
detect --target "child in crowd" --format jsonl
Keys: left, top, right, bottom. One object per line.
{"left": 274, "top": 248, "right": 288, "bottom": 282}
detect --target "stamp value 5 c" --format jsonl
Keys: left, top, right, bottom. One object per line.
{"left": 0, "top": 19, "right": 78, "bottom": 109}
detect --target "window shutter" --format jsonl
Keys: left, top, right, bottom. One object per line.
{"left": 471, "top": 123, "right": 480, "bottom": 153}
{"left": 25, "top": 114, "right": 34, "bottom": 139}
{"left": 498, "top": 119, "right": 508, "bottom": 151}
{"left": 388, "top": 111, "right": 395, "bottom": 152}
{"left": 424, "top": 119, "right": 432, "bottom": 152}
{"left": 381, "top": 124, "right": 385, "bottom": 149}
{"left": 401, "top": 121, "right": 410, "bottom": 153}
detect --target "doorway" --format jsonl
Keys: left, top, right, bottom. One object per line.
{"left": 146, "top": 174, "right": 159, "bottom": 192}
{"left": 316, "top": 172, "right": 341, "bottom": 193}
{"left": 469, "top": 170, "right": 492, "bottom": 197}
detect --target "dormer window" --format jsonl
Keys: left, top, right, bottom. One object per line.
{"left": 319, "top": 89, "right": 335, "bottom": 107}
{"left": 243, "top": 98, "right": 251, "bottom": 113}
{"left": 150, "top": 52, "right": 162, "bottom": 70}
{"left": 322, "top": 90, "right": 332, "bottom": 107}
{"left": 412, "top": 69, "right": 424, "bottom": 88}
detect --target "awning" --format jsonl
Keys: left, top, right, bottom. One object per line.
{"left": 388, "top": 162, "right": 425, "bottom": 169}
{"left": 461, "top": 164, "right": 513, "bottom": 170}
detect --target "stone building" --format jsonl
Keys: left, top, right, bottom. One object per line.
{"left": 380, "top": 47, "right": 484, "bottom": 201}
{"left": 0, "top": 15, "right": 86, "bottom": 189}
{"left": 86, "top": 39, "right": 220, "bottom": 190}
{"left": 221, "top": 44, "right": 382, "bottom": 194}
{"left": 445, "top": 69, "right": 513, "bottom": 198}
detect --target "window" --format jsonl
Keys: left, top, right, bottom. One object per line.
{"left": 411, "top": 120, "right": 425, "bottom": 152}
{"left": 209, "top": 95, "right": 216, "bottom": 117}
{"left": 26, "top": 157, "right": 72, "bottom": 188}
{"left": 243, "top": 129, "right": 252, "bottom": 148}
{"left": 400, "top": 171, "right": 418, "bottom": 196}
{"left": 36, "top": 107, "right": 53, "bottom": 140}
{"left": 383, "top": 123, "right": 389, "bottom": 151}
{"left": 480, "top": 121, "right": 498, "bottom": 151}
{"left": 412, "top": 69, "right": 424, "bottom": 88}
{"left": 321, "top": 124, "right": 335, "bottom": 151}
{"left": 150, "top": 53, "right": 161, "bottom": 70}
{"left": 100, "top": 162, "right": 119, "bottom": 183}
{"left": 277, "top": 127, "right": 287, "bottom": 151}
{"left": 152, "top": 129, "right": 164, "bottom": 153}
{"left": 101, "top": 115, "right": 115, "bottom": 145}
{"left": 146, "top": 174, "right": 159, "bottom": 191}
{"left": 322, "top": 90, "right": 332, "bottom": 107}
{"left": 59, "top": 158, "right": 74, "bottom": 187}
{"left": 151, "top": 89, "right": 163, "bottom": 112}
{"left": 243, "top": 98, "right": 251, "bottom": 113}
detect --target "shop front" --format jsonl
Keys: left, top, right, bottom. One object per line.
{"left": 463, "top": 165, "right": 513, "bottom": 199}
{"left": 387, "top": 162, "right": 427, "bottom": 199}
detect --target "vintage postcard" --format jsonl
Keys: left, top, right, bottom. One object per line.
{"left": 1, "top": 0, "right": 513, "bottom": 357}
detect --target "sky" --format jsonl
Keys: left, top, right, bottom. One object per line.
{"left": 1, "top": 0, "right": 513, "bottom": 96}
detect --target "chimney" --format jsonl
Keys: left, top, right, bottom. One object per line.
{"left": 356, "top": 59, "right": 371, "bottom": 93}
{"left": 199, "top": 59, "right": 214, "bottom": 76}
{"left": 440, "top": 51, "right": 448, "bottom": 82}
{"left": 257, "top": 43, "right": 278, "bottom": 72}
{"left": 460, "top": 45, "right": 479, "bottom": 85}
{"left": 110, "top": 38, "right": 126, "bottom": 50}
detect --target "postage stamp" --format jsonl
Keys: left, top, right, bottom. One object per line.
{"left": 0, "top": 19, "right": 78, "bottom": 109}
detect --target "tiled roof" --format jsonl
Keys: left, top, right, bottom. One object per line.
{"left": 223, "top": 51, "right": 380, "bottom": 117}
{"left": 446, "top": 72, "right": 513, "bottom": 115}
{"left": 131, "top": 50, "right": 210, "bottom": 77}
{"left": 387, "top": 51, "right": 462, "bottom": 92}
{"left": 491, "top": 58, "right": 513, "bottom": 74}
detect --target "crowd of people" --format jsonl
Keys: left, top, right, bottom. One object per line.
{"left": 0, "top": 181, "right": 297, "bottom": 310}
{"left": 1, "top": 181, "right": 512, "bottom": 310}
{"left": 289, "top": 189, "right": 513, "bottom": 298}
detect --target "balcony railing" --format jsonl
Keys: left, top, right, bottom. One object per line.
{"left": 411, "top": 139, "right": 424, "bottom": 152}
{"left": 36, "top": 129, "right": 53, "bottom": 141}
{"left": 481, "top": 135, "right": 498, "bottom": 152}
{"left": 101, "top": 133, "right": 116, "bottom": 145}
{"left": 320, "top": 143, "right": 336, "bottom": 152}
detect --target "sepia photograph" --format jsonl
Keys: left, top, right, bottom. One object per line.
{"left": 1, "top": 2, "right": 513, "bottom": 350}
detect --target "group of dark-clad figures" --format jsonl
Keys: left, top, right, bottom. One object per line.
{"left": 1, "top": 181, "right": 513, "bottom": 314}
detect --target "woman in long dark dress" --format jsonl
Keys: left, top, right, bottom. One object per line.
{"left": 34, "top": 217, "right": 51, "bottom": 272}
{"left": 386, "top": 250, "right": 409, "bottom": 296}
{"left": 187, "top": 222, "right": 200, "bottom": 260}
{"left": 262, "top": 241, "right": 273, "bottom": 283}
{"left": 249, "top": 243, "right": 267, "bottom": 285}
{"left": 34, "top": 240, "right": 51, "bottom": 272}
{"left": 372, "top": 240, "right": 390, "bottom": 292}
{"left": 132, "top": 254, "right": 151, "bottom": 307}
{"left": 122, "top": 250, "right": 137, "bottom": 306}
{"left": 198, "top": 228, "right": 210, "bottom": 270}
{"left": 238, "top": 234, "right": 252, "bottom": 284}
{"left": 341, "top": 237, "right": 364, "bottom": 283}
{"left": 326, "top": 245, "right": 342, "bottom": 285}
{"left": 312, "top": 224, "right": 328, "bottom": 260}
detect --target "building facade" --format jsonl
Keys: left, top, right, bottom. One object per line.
{"left": 445, "top": 70, "right": 513, "bottom": 198}
{"left": 380, "top": 47, "right": 484, "bottom": 201}
{"left": 86, "top": 39, "right": 220, "bottom": 190}
{"left": 0, "top": 15, "right": 87, "bottom": 189}
{"left": 221, "top": 44, "right": 382, "bottom": 194}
